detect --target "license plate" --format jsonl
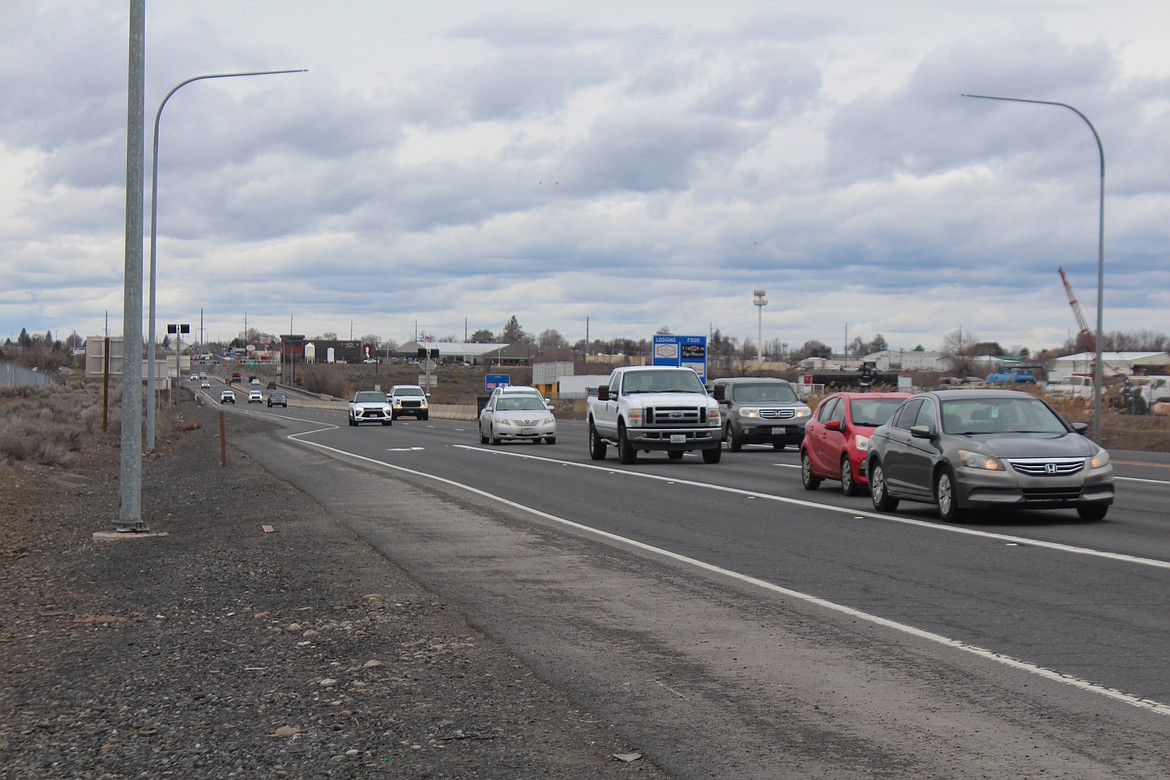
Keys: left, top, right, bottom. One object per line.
{"left": 670, "top": 434, "right": 686, "bottom": 444}
{"left": 771, "top": 426, "right": 788, "bottom": 435}
{"left": 521, "top": 428, "right": 535, "bottom": 436}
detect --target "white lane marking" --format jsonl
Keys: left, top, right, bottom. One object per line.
{"left": 386, "top": 447, "right": 425, "bottom": 452}
{"left": 285, "top": 432, "right": 1170, "bottom": 717}
{"left": 452, "top": 445, "right": 1170, "bottom": 571}
{"left": 1117, "top": 476, "right": 1170, "bottom": 485}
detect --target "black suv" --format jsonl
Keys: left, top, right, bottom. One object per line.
{"left": 710, "top": 377, "right": 811, "bottom": 451}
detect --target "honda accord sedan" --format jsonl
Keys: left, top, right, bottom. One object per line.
{"left": 866, "top": 390, "right": 1114, "bottom": 522}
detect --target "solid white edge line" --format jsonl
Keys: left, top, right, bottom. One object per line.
{"left": 287, "top": 430, "right": 1170, "bottom": 717}
{"left": 451, "top": 445, "right": 1170, "bottom": 571}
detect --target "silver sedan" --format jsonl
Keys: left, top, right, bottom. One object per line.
{"left": 866, "top": 389, "right": 1114, "bottom": 522}
{"left": 479, "top": 394, "right": 557, "bottom": 445}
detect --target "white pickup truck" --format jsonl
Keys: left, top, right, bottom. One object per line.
{"left": 587, "top": 365, "right": 722, "bottom": 464}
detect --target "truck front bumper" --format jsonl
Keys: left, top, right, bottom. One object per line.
{"left": 627, "top": 427, "right": 722, "bottom": 450}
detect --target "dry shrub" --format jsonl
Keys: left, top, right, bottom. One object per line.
{"left": 298, "top": 365, "right": 353, "bottom": 399}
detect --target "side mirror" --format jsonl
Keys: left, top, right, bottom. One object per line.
{"left": 1071, "top": 421, "right": 1089, "bottom": 434}
{"left": 712, "top": 385, "right": 727, "bottom": 401}
{"left": 545, "top": 404, "right": 555, "bottom": 411}
{"left": 910, "top": 424, "right": 934, "bottom": 439}
{"left": 597, "top": 386, "right": 610, "bottom": 401}
{"left": 823, "top": 419, "right": 841, "bottom": 432}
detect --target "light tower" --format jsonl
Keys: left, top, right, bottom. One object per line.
{"left": 753, "top": 290, "right": 768, "bottom": 363}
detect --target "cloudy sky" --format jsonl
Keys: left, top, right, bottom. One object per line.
{"left": 2, "top": 1, "right": 1168, "bottom": 355}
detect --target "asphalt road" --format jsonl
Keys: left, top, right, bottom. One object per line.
{"left": 203, "top": 385, "right": 1170, "bottom": 777}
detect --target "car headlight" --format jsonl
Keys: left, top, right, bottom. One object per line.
{"left": 737, "top": 407, "right": 760, "bottom": 419}
{"left": 853, "top": 434, "right": 871, "bottom": 451}
{"left": 542, "top": 416, "right": 554, "bottom": 425}
{"left": 497, "top": 418, "right": 516, "bottom": 428}
{"left": 793, "top": 406, "right": 811, "bottom": 418}
{"left": 958, "top": 449, "right": 1005, "bottom": 471}
{"left": 1089, "top": 448, "right": 1110, "bottom": 469}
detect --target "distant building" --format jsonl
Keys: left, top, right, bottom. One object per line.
{"left": 1047, "top": 351, "right": 1170, "bottom": 379}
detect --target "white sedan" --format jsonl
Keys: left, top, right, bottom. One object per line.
{"left": 479, "top": 394, "right": 556, "bottom": 445}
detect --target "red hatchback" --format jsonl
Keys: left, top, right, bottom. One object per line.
{"left": 801, "top": 392, "right": 911, "bottom": 495}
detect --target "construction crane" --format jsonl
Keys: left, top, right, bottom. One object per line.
{"left": 1059, "top": 266, "right": 1127, "bottom": 378}
{"left": 1058, "top": 266, "right": 1096, "bottom": 353}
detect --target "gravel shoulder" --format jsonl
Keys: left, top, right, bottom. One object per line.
{"left": 0, "top": 399, "right": 662, "bottom": 778}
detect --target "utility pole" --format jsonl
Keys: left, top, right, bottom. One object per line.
{"left": 753, "top": 290, "right": 767, "bottom": 363}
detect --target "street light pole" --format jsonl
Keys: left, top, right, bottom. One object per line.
{"left": 962, "top": 93, "right": 1106, "bottom": 442}
{"left": 753, "top": 290, "right": 767, "bottom": 364}
{"left": 146, "top": 68, "right": 307, "bottom": 452}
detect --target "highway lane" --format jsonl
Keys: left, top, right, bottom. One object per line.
{"left": 212, "top": 398, "right": 1170, "bottom": 713}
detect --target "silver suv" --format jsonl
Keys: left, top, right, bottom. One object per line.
{"left": 710, "top": 377, "right": 811, "bottom": 451}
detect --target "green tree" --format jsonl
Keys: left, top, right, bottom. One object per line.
{"left": 501, "top": 316, "right": 526, "bottom": 343}
{"left": 470, "top": 328, "right": 494, "bottom": 343}
{"left": 871, "top": 333, "right": 888, "bottom": 352}
{"left": 18, "top": 328, "right": 31, "bottom": 348}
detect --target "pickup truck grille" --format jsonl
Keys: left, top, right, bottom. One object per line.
{"left": 398, "top": 400, "right": 422, "bottom": 408}
{"left": 759, "top": 407, "right": 797, "bottom": 420}
{"left": 644, "top": 405, "right": 705, "bottom": 426}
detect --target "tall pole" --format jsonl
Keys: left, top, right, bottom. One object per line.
{"left": 116, "top": 0, "right": 146, "bottom": 532}
{"left": 963, "top": 93, "right": 1106, "bottom": 442}
{"left": 753, "top": 290, "right": 767, "bottom": 363}
{"left": 146, "top": 68, "right": 307, "bottom": 452}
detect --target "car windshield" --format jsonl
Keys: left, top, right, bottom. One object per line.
{"left": 496, "top": 397, "right": 548, "bottom": 411}
{"left": 395, "top": 387, "right": 425, "bottom": 396}
{"left": 731, "top": 383, "right": 798, "bottom": 403}
{"left": 940, "top": 397, "right": 1068, "bottom": 435}
{"left": 623, "top": 370, "right": 704, "bottom": 394}
{"left": 850, "top": 398, "right": 905, "bottom": 427}
{"left": 355, "top": 392, "right": 385, "bottom": 403}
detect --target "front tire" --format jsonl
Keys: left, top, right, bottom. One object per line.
{"left": 588, "top": 421, "right": 608, "bottom": 460}
{"left": 801, "top": 451, "right": 821, "bottom": 490}
{"left": 490, "top": 425, "right": 501, "bottom": 446}
{"left": 667, "top": 450, "right": 684, "bottom": 460}
{"left": 870, "top": 459, "right": 899, "bottom": 512}
{"left": 421, "top": 412, "right": 429, "bottom": 421}
{"left": 545, "top": 436, "right": 556, "bottom": 445}
{"left": 773, "top": 442, "right": 786, "bottom": 451}
{"left": 617, "top": 422, "right": 637, "bottom": 464}
{"left": 840, "top": 457, "right": 861, "bottom": 496}
{"left": 726, "top": 424, "right": 742, "bottom": 452}
{"left": 935, "top": 466, "right": 967, "bottom": 522}
{"left": 702, "top": 447, "right": 722, "bottom": 464}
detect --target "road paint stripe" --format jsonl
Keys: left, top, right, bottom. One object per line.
{"left": 452, "top": 445, "right": 1170, "bottom": 571}
{"left": 286, "top": 432, "right": 1170, "bottom": 718}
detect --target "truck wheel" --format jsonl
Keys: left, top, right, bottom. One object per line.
{"left": 617, "top": 422, "right": 637, "bottom": 464}
{"left": 702, "top": 447, "right": 721, "bottom": 464}
{"left": 588, "top": 421, "right": 607, "bottom": 460}
{"left": 801, "top": 451, "right": 821, "bottom": 490}
{"left": 725, "top": 423, "right": 742, "bottom": 452}
{"left": 422, "top": 412, "right": 429, "bottom": 421}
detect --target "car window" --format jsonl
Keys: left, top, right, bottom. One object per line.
{"left": 913, "top": 399, "right": 937, "bottom": 430}
{"left": 849, "top": 398, "right": 904, "bottom": 427}
{"left": 354, "top": 392, "right": 384, "bottom": 403}
{"left": 891, "top": 398, "right": 923, "bottom": 430}
{"left": 395, "top": 387, "right": 425, "bottom": 396}
{"left": 732, "top": 383, "right": 798, "bottom": 403}
{"left": 829, "top": 398, "right": 846, "bottom": 425}
{"left": 817, "top": 397, "right": 840, "bottom": 422}
{"left": 941, "top": 397, "right": 1068, "bottom": 434}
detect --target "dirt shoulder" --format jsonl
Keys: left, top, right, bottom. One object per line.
{"left": 0, "top": 399, "right": 661, "bottom": 778}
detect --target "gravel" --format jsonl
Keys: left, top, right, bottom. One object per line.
{"left": 0, "top": 398, "right": 662, "bottom": 778}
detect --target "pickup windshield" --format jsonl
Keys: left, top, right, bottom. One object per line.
{"left": 621, "top": 370, "right": 705, "bottom": 394}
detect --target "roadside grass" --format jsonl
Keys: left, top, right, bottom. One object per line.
{"left": 0, "top": 381, "right": 181, "bottom": 468}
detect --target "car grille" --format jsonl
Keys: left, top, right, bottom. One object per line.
{"left": 644, "top": 406, "right": 705, "bottom": 426}
{"left": 759, "top": 408, "right": 797, "bottom": 420}
{"left": 1006, "top": 457, "right": 1086, "bottom": 477}
{"left": 400, "top": 400, "right": 422, "bottom": 408}
{"left": 1021, "top": 486, "right": 1084, "bottom": 501}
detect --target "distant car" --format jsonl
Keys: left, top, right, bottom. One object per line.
{"left": 248, "top": 390, "right": 263, "bottom": 403}
{"left": 348, "top": 391, "right": 393, "bottom": 426}
{"left": 801, "top": 392, "right": 910, "bottom": 495}
{"left": 200, "top": 379, "right": 211, "bottom": 389}
{"left": 189, "top": 374, "right": 199, "bottom": 381}
{"left": 867, "top": 389, "right": 1114, "bottom": 522}
{"left": 267, "top": 392, "right": 287, "bottom": 408}
{"left": 219, "top": 390, "right": 235, "bottom": 404}
{"left": 387, "top": 384, "right": 429, "bottom": 420}
{"left": 479, "top": 392, "right": 556, "bottom": 445}
{"left": 266, "top": 381, "right": 277, "bottom": 390}
{"left": 250, "top": 378, "right": 261, "bottom": 386}
{"left": 710, "top": 377, "right": 811, "bottom": 451}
